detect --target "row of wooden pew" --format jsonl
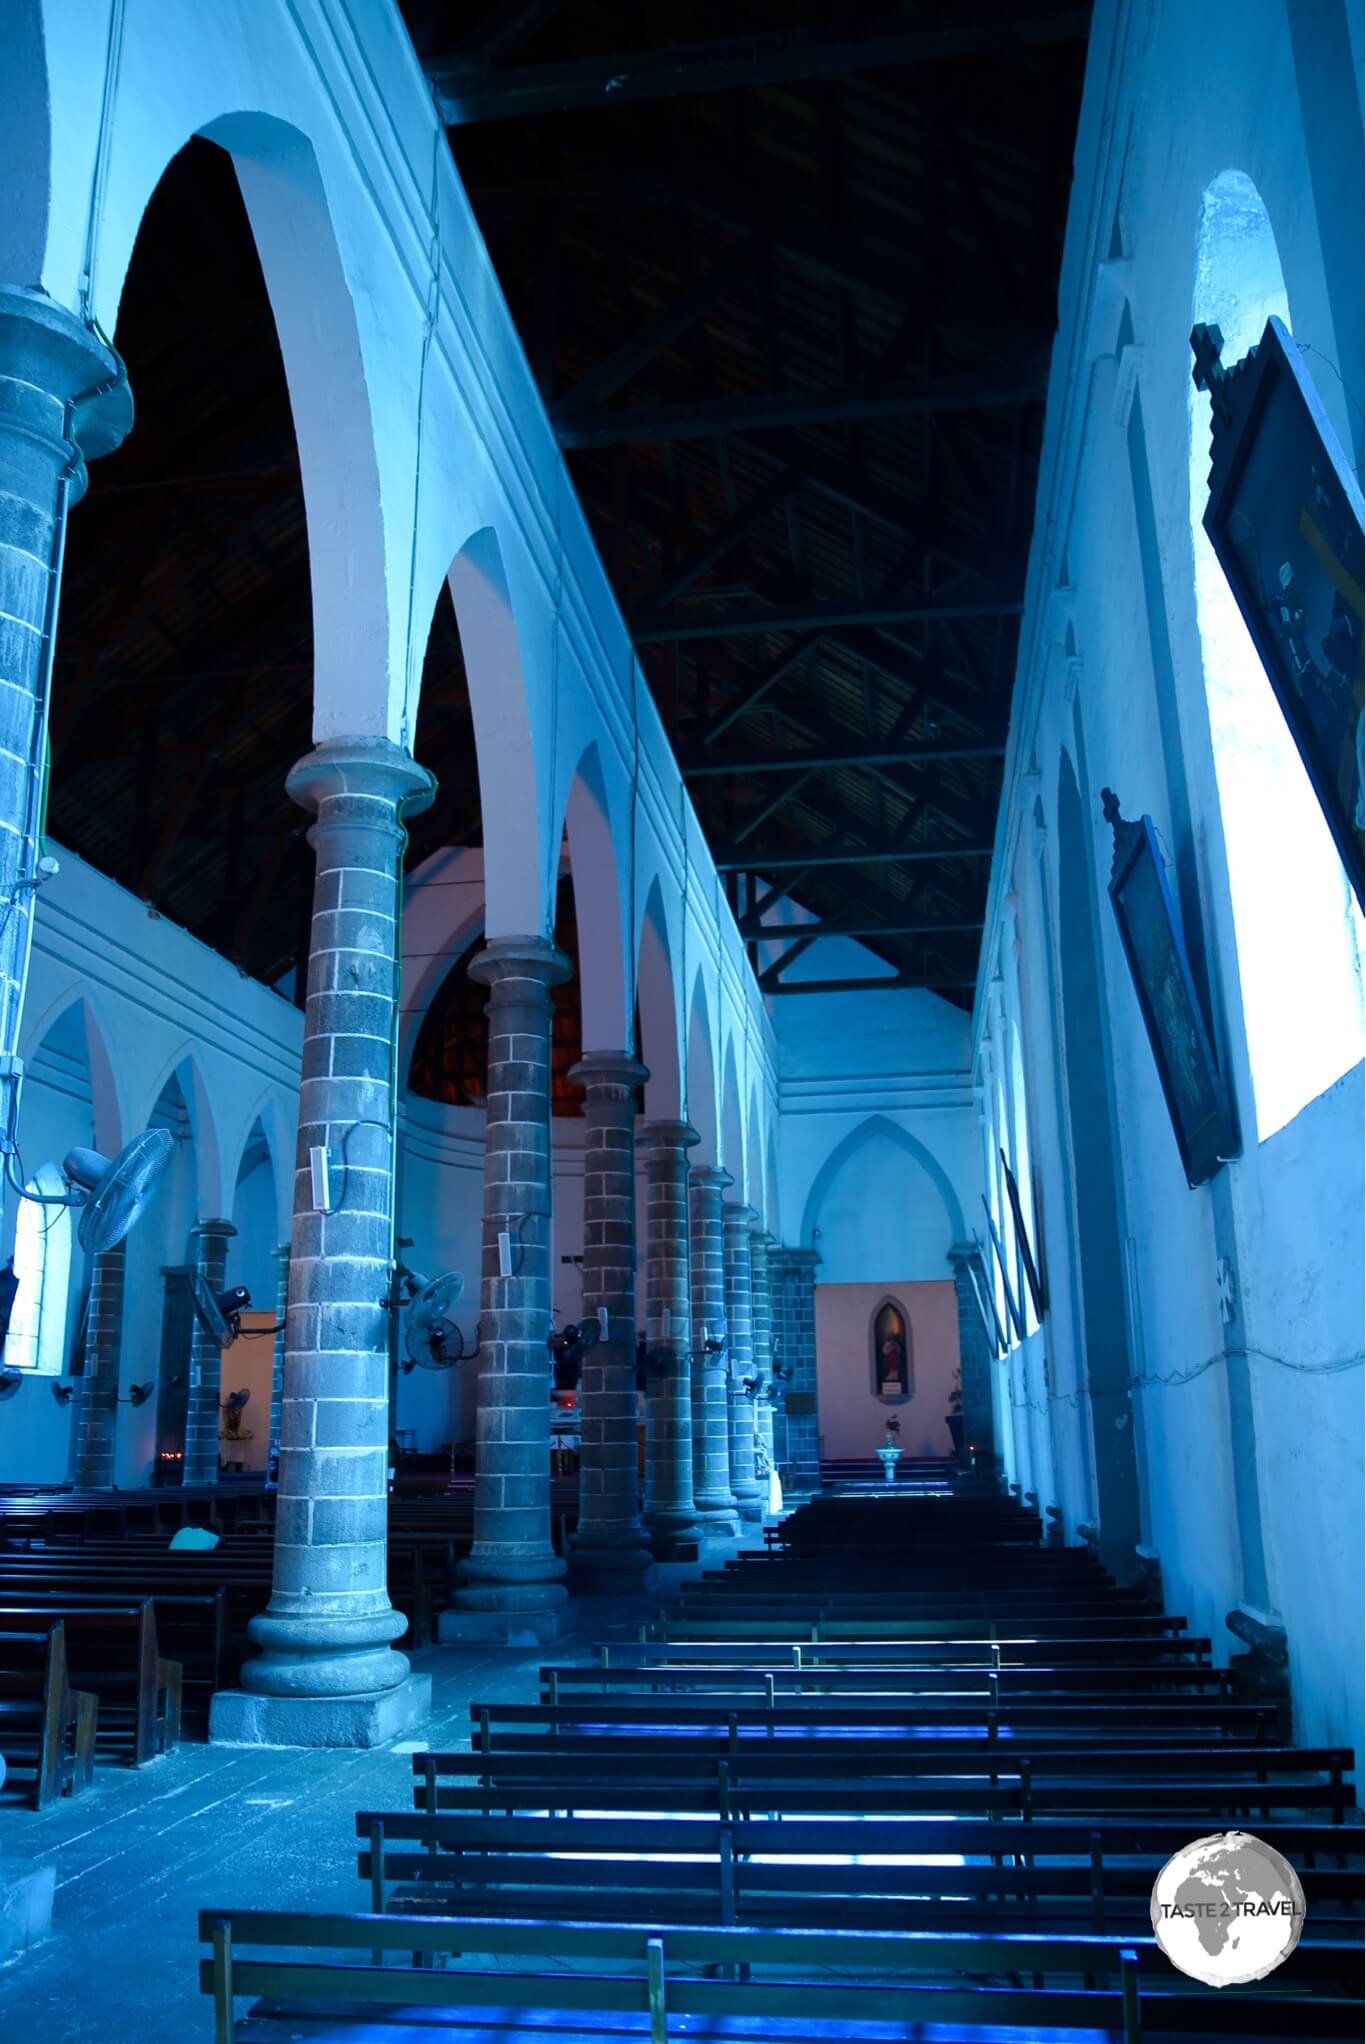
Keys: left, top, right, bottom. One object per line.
{"left": 0, "top": 1482, "right": 583, "bottom": 1757}
{"left": 197, "top": 1481, "right": 1365, "bottom": 2041}
{"left": 0, "top": 1603, "right": 180, "bottom": 1805}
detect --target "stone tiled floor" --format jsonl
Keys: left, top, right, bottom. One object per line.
{"left": 0, "top": 1564, "right": 722, "bottom": 2044}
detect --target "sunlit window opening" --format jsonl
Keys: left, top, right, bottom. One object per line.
{"left": 5, "top": 1165, "right": 73, "bottom": 1374}
{"left": 1190, "top": 169, "right": 1365, "bottom": 1140}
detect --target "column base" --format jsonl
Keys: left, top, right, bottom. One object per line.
{"left": 645, "top": 1508, "right": 712, "bottom": 1560}
{"left": 209, "top": 1672, "right": 431, "bottom": 1749}
{"left": 439, "top": 1602, "right": 575, "bottom": 1646}
{"left": 694, "top": 1500, "right": 742, "bottom": 1537}
{"left": 733, "top": 1493, "right": 767, "bottom": 1524}
{"left": 568, "top": 1536, "right": 659, "bottom": 1596}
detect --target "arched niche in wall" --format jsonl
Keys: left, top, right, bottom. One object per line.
{"left": 871, "top": 1295, "right": 914, "bottom": 1403}
{"left": 1188, "top": 169, "right": 1365, "bottom": 1141}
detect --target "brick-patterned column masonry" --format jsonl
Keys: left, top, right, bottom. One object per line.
{"left": 71, "top": 1242, "right": 126, "bottom": 1489}
{"left": 688, "top": 1164, "right": 740, "bottom": 1533}
{"left": 722, "top": 1202, "right": 764, "bottom": 1523}
{"left": 950, "top": 1241, "right": 997, "bottom": 1469}
{"left": 229, "top": 737, "right": 434, "bottom": 1728}
{"left": 749, "top": 1228, "right": 777, "bottom": 1501}
{"left": 447, "top": 936, "right": 571, "bottom": 1633}
{"left": 0, "top": 290, "right": 129, "bottom": 1101}
{"left": 567, "top": 1053, "right": 654, "bottom": 1593}
{"left": 266, "top": 1242, "right": 289, "bottom": 1485}
{"left": 641, "top": 1120, "right": 707, "bottom": 1555}
{"left": 770, "top": 1247, "right": 821, "bottom": 1487}
{"left": 183, "top": 1219, "right": 236, "bottom": 1486}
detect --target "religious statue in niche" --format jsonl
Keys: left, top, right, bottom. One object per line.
{"left": 872, "top": 1299, "right": 912, "bottom": 1401}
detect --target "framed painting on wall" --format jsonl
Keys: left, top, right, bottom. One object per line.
{"left": 871, "top": 1297, "right": 912, "bottom": 1401}
{"left": 1102, "top": 790, "right": 1237, "bottom": 1188}
{"left": 1192, "top": 315, "right": 1364, "bottom": 908}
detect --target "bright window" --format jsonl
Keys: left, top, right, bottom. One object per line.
{"left": 1190, "top": 170, "right": 1365, "bottom": 1140}
{"left": 5, "top": 1166, "right": 73, "bottom": 1374}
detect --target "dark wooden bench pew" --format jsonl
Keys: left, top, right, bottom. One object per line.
{"left": 0, "top": 1622, "right": 97, "bottom": 1807}
{"left": 468, "top": 1694, "right": 1279, "bottom": 1745}
{"left": 0, "top": 1602, "right": 179, "bottom": 1765}
{"left": 355, "top": 1806, "right": 1364, "bottom": 1944}
{"left": 598, "top": 1634, "right": 1216, "bottom": 1668}
{"left": 540, "top": 1661, "right": 1237, "bottom": 1701}
{"left": 0, "top": 1587, "right": 230, "bottom": 1721}
{"left": 198, "top": 1906, "right": 1365, "bottom": 2041}
{"left": 668, "top": 1584, "right": 1158, "bottom": 1614}
{"left": 415, "top": 1742, "right": 1357, "bottom": 1824}
{"left": 650, "top": 1611, "right": 1191, "bottom": 1642}
{"left": 2, "top": 1539, "right": 437, "bottom": 1648}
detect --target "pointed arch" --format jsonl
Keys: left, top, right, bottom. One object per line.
{"left": 1188, "top": 168, "right": 1364, "bottom": 1140}
{"left": 637, "top": 877, "right": 681, "bottom": 1119}
{"left": 563, "top": 740, "right": 630, "bottom": 1053}
{"left": 231, "top": 1090, "right": 293, "bottom": 1245}
{"left": 19, "top": 984, "right": 125, "bottom": 1157}
{"left": 800, "top": 1114, "right": 966, "bottom": 1252}
{"left": 746, "top": 1089, "right": 766, "bottom": 1225}
{"left": 189, "top": 113, "right": 392, "bottom": 739}
{"left": 399, "top": 845, "right": 488, "bottom": 1079}
{"left": 140, "top": 1050, "right": 224, "bottom": 1221}
{"left": 686, "top": 970, "right": 719, "bottom": 1160}
{"left": 442, "top": 525, "right": 547, "bottom": 938}
{"left": 719, "top": 1036, "right": 744, "bottom": 1186}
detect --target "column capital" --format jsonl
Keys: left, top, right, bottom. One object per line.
{"left": 569, "top": 1050, "right": 649, "bottom": 1093}
{"left": 749, "top": 1225, "right": 777, "bottom": 1248}
{"left": 0, "top": 285, "right": 132, "bottom": 466}
{"left": 641, "top": 1118, "right": 700, "bottom": 1155}
{"left": 770, "top": 1245, "right": 820, "bottom": 1271}
{"left": 723, "top": 1200, "right": 758, "bottom": 1229}
{"left": 948, "top": 1240, "right": 981, "bottom": 1267}
{"left": 191, "top": 1217, "right": 237, "bottom": 1246}
{"left": 286, "top": 736, "right": 435, "bottom": 823}
{"left": 469, "top": 932, "right": 571, "bottom": 991}
{"left": 689, "top": 1163, "right": 733, "bottom": 1192}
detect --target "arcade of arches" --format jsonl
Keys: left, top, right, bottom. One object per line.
{"left": 0, "top": 4, "right": 1361, "bottom": 2040}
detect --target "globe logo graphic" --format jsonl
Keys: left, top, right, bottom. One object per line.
{"left": 1150, "top": 1830, "right": 1306, "bottom": 1985}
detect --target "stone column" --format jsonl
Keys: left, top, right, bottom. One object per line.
{"left": 950, "top": 1241, "right": 998, "bottom": 1468}
{"left": 749, "top": 1227, "right": 777, "bottom": 1496}
{"left": 182, "top": 1219, "right": 235, "bottom": 1487}
{"left": 641, "top": 1120, "right": 707, "bottom": 1556}
{"left": 688, "top": 1164, "right": 740, "bottom": 1534}
{"left": 0, "top": 291, "right": 130, "bottom": 1100}
{"left": 566, "top": 1052, "right": 655, "bottom": 1594}
{"left": 444, "top": 937, "right": 572, "bottom": 1641}
{"left": 71, "top": 1243, "right": 126, "bottom": 1490}
{"left": 770, "top": 1247, "right": 821, "bottom": 1488}
{"left": 722, "top": 1202, "right": 765, "bottom": 1523}
{"left": 265, "top": 1242, "right": 289, "bottom": 1486}
{"left": 212, "top": 737, "right": 434, "bottom": 1748}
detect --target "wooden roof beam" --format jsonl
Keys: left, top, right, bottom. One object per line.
{"left": 429, "top": 13, "right": 1090, "bottom": 123}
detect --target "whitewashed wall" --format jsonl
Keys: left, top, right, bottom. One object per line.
{"left": 976, "top": 0, "right": 1364, "bottom": 1759}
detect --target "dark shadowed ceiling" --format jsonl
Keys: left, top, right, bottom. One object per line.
{"left": 50, "top": 5, "right": 1090, "bottom": 1009}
